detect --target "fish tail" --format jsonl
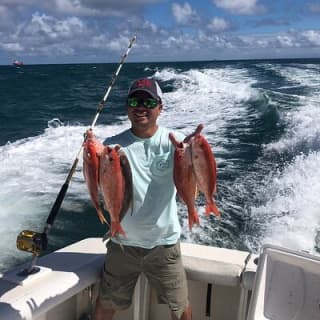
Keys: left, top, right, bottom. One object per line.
{"left": 111, "top": 221, "right": 126, "bottom": 237}
{"left": 97, "top": 209, "right": 108, "bottom": 224}
{"left": 188, "top": 209, "right": 200, "bottom": 231}
{"left": 205, "top": 200, "right": 220, "bottom": 217}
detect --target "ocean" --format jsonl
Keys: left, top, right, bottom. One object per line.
{"left": 1, "top": 59, "right": 320, "bottom": 273}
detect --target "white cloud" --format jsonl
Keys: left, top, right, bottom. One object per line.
{"left": 207, "top": 17, "right": 230, "bottom": 32}
{"left": 91, "top": 34, "right": 130, "bottom": 51}
{"left": 24, "top": 13, "right": 87, "bottom": 41}
{"left": 276, "top": 35, "right": 297, "bottom": 48}
{"left": 302, "top": 30, "right": 320, "bottom": 46}
{"left": 0, "top": 12, "right": 92, "bottom": 58}
{"left": 0, "top": 42, "right": 24, "bottom": 52}
{"left": 172, "top": 2, "right": 199, "bottom": 25}
{"left": 213, "top": 0, "right": 265, "bottom": 15}
{"left": 143, "top": 20, "right": 158, "bottom": 33}
{"left": 256, "top": 39, "right": 269, "bottom": 48}
{"left": 0, "top": 0, "right": 319, "bottom": 63}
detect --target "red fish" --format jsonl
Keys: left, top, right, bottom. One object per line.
{"left": 83, "top": 129, "right": 107, "bottom": 224}
{"left": 169, "top": 133, "right": 200, "bottom": 230}
{"left": 118, "top": 149, "right": 133, "bottom": 221}
{"left": 99, "top": 145, "right": 131, "bottom": 237}
{"left": 191, "top": 132, "right": 220, "bottom": 217}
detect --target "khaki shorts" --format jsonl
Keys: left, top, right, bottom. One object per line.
{"left": 98, "top": 240, "right": 189, "bottom": 319}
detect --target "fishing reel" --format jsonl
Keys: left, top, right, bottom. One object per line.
{"left": 16, "top": 230, "right": 48, "bottom": 255}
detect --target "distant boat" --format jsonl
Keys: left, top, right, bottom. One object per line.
{"left": 13, "top": 60, "right": 24, "bottom": 67}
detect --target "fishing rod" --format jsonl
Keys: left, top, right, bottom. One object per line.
{"left": 16, "top": 35, "right": 137, "bottom": 276}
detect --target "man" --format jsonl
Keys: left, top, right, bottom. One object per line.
{"left": 94, "top": 78, "right": 192, "bottom": 320}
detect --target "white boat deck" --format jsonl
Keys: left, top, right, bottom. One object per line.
{"left": 0, "top": 238, "right": 256, "bottom": 320}
{"left": 1, "top": 238, "right": 319, "bottom": 320}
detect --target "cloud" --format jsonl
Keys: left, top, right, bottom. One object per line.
{"left": 172, "top": 2, "right": 200, "bottom": 25}
{"left": 52, "top": 0, "right": 123, "bottom": 16}
{"left": 253, "top": 18, "right": 290, "bottom": 28}
{"left": 275, "top": 34, "right": 298, "bottom": 48}
{"left": 0, "top": 0, "right": 319, "bottom": 63}
{"left": 0, "top": 42, "right": 24, "bottom": 52}
{"left": 0, "top": 12, "right": 91, "bottom": 58}
{"left": 0, "top": 0, "right": 162, "bottom": 18}
{"left": 308, "top": 2, "right": 320, "bottom": 14}
{"left": 0, "top": 5, "right": 11, "bottom": 28}
{"left": 213, "top": 0, "right": 266, "bottom": 15}
{"left": 207, "top": 17, "right": 231, "bottom": 33}
{"left": 302, "top": 30, "right": 320, "bottom": 46}
{"left": 237, "top": 29, "right": 320, "bottom": 51}
{"left": 91, "top": 34, "right": 130, "bottom": 51}
{"left": 23, "top": 13, "right": 87, "bottom": 42}
{"left": 50, "top": 0, "right": 160, "bottom": 16}
{"left": 0, "top": 0, "right": 37, "bottom": 7}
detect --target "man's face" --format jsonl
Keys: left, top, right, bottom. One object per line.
{"left": 127, "top": 91, "right": 162, "bottom": 133}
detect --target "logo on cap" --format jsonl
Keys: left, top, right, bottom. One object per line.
{"left": 134, "top": 79, "right": 154, "bottom": 89}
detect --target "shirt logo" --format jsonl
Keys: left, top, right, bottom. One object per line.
{"left": 150, "top": 154, "right": 172, "bottom": 177}
{"left": 156, "top": 158, "right": 169, "bottom": 171}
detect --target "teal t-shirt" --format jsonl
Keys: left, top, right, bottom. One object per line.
{"left": 104, "top": 126, "right": 185, "bottom": 248}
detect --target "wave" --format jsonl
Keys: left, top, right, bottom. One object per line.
{"left": 2, "top": 61, "right": 320, "bottom": 272}
{"left": 245, "top": 152, "right": 320, "bottom": 254}
{"left": 0, "top": 120, "right": 128, "bottom": 271}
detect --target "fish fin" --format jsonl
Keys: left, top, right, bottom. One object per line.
{"left": 188, "top": 209, "right": 200, "bottom": 231}
{"left": 176, "top": 191, "right": 184, "bottom": 203}
{"left": 194, "top": 185, "right": 199, "bottom": 200}
{"left": 183, "top": 124, "right": 204, "bottom": 143}
{"left": 96, "top": 150, "right": 103, "bottom": 157}
{"left": 97, "top": 209, "right": 108, "bottom": 224}
{"left": 169, "top": 132, "right": 179, "bottom": 147}
{"left": 205, "top": 201, "right": 221, "bottom": 217}
{"left": 111, "top": 221, "right": 126, "bottom": 237}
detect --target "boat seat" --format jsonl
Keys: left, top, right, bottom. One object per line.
{"left": 181, "top": 242, "right": 250, "bottom": 287}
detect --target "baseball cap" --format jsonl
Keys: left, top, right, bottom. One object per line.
{"left": 128, "top": 78, "right": 163, "bottom": 100}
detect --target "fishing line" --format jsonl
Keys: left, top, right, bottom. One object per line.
{"left": 16, "top": 35, "right": 137, "bottom": 275}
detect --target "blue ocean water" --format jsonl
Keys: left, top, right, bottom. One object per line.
{"left": 1, "top": 59, "right": 320, "bottom": 272}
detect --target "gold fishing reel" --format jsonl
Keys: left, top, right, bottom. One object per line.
{"left": 16, "top": 230, "right": 48, "bottom": 255}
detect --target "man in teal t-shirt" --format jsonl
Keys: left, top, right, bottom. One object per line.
{"left": 95, "top": 78, "right": 192, "bottom": 320}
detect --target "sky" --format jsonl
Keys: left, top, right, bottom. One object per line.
{"left": 1, "top": 0, "right": 320, "bottom": 64}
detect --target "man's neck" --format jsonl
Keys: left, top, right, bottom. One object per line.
{"left": 131, "top": 125, "right": 159, "bottom": 138}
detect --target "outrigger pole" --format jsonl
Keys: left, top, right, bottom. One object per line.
{"left": 16, "top": 35, "right": 137, "bottom": 276}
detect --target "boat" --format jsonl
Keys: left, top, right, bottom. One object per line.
{"left": 0, "top": 238, "right": 319, "bottom": 319}
{"left": 13, "top": 60, "right": 24, "bottom": 67}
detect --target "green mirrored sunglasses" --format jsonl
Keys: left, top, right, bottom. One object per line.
{"left": 127, "top": 97, "right": 159, "bottom": 109}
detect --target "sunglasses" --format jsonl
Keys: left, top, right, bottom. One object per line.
{"left": 127, "top": 97, "right": 159, "bottom": 109}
